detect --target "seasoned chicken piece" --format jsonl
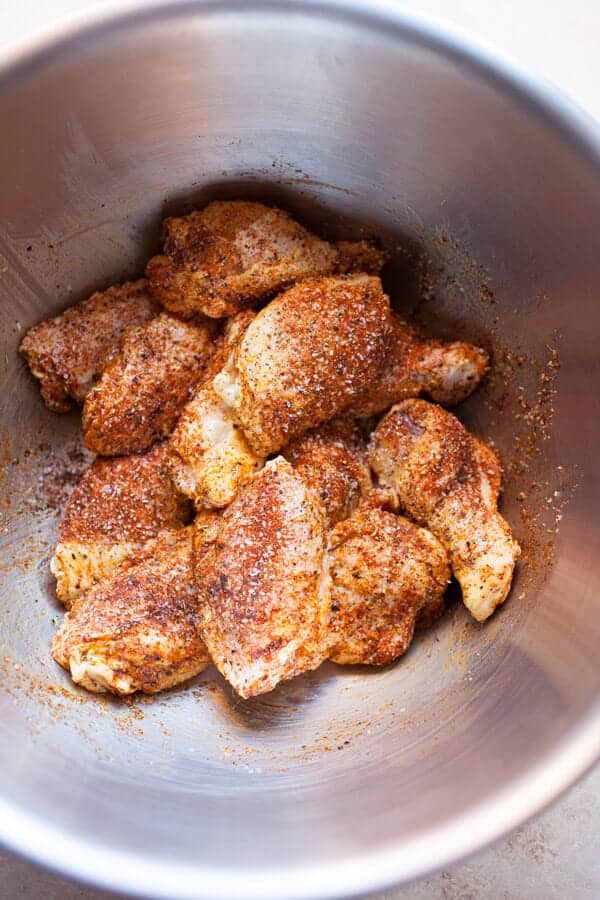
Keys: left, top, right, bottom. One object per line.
{"left": 146, "top": 201, "right": 386, "bottom": 319}
{"left": 213, "top": 274, "right": 392, "bottom": 456}
{"left": 369, "top": 400, "right": 520, "bottom": 621}
{"left": 19, "top": 279, "right": 157, "bottom": 412}
{"left": 146, "top": 201, "right": 336, "bottom": 318}
{"left": 53, "top": 527, "right": 211, "bottom": 695}
{"left": 194, "top": 458, "right": 330, "bottom": 698}
{"left": 282, "top": 419, "right": 371, "bottom": 527}
{"left": 346, "top": 313, "right": 489, "bottom": 418}
{"left": 169, "top": 311, "right": 263, "bottom": 508}
{"left": 83, "top": 312, "right": 214, "bottom": 456}
{"left": 51, "top": 443, "right": 190, "bottom": 606}
{"left": 327, "top": 499, "right": 450, "bottom": 665}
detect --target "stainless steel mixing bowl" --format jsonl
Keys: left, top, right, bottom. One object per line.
{"left": 0, "top": 2, "right": 599, "bottom": 897}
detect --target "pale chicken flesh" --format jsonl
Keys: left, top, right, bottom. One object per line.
{"left": 346, "top": 312, "right": 489, "bottom": 418}
{"left": 168, "top": 311, "right": 262, "bottom": 508}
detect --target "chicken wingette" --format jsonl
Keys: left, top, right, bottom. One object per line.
{"left": 146, "top": 200, "right": 386, "bottom": 318}
{"left": 83, "top": 312, "right": 215, "bottom": 456}
{"left": 51, "top": 442, "right": 190, "bottom": 606}
{"left": 20, "top": 279, "right": 157, "bottom": 412}
{"left": 368, "top": 399, "right": 520, "bottom": 621}
{"left": 194, "top": 458, "right": 330, "bottom": 698}
{"left": 327, "top": 497, "right": 450, "bottom": 665}
{"left": 52, "top": 526, "right": 211, "bottom": 695}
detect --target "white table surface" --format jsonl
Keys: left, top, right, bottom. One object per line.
{"left": 0, "top": 2, "right": 598, "bottom": 898}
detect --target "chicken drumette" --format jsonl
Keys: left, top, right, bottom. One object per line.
{"left": 213, "top": 274, "right": 392, "bottom": 456}
{"left": 146, "top": 200, "right": 386, "bottom": 319}
{"left": 83, "top": 312, "right": 215, "bottom": 456}
{"left": 347, "top": 312, "right": 489, "bottom": 418}
{"left": 170, "top": 274, "right": 488, "bottom": 510}
{"left": 369, "top": 399, "right": 520, "bottom": 621}
{"left": 170, "top": 274, "right": 390, "bottom": 508}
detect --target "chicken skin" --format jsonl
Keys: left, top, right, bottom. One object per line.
{"left": 146, "top": 201, "right": 386, "bottom": 319}
{"left": 168, "top": 311, "right": 262, "bottom": 508}
{"left": 346, "top": 313, "right": 489, "bottom": 418}
{"left": 53, "top": 527, "right": 211, "bottom": 695}
{"left": 327, "top": 499, "right": 450, "bottom": 665}
{"left": 20, "top": 279, "right": 157, "bottom": 412}
{"left": 213, "top": 274, "right": 392, "bottom": 457}
{"left": 369, "top": 400, "right": 520, "bottom": 621}
{"left": 51, "top": 443, "right": 190, "bottom": 606}
{"left": 83, "top": 312, "right": 214, "bottom": 456}
{"left": 282, "top": 419, "right": 371, "bottom": 527}
{"left": 194, "top": 458, "right": 330, "bottom": 698}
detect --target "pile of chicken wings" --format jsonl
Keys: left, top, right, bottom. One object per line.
{"left": 20, "top": 201, "right": 520, "bottom": 699}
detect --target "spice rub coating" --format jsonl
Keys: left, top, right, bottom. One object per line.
{"left": 347, "top": 312, "right": 489, "bottom": 418}
{"left": 20, "top": 279, "right": 158, "bottom": 412}
{"left": 83, "top": 312, "right": 214, "bottom": 456}
{"left": 146, "top": 201, "right": 338, "bottom": 318}
{"left": 327, "top": 500, "right": 450, "bottom": 666}
{"left": 213, "top": 274, "right": 392, "bottom": 457}
{"left": 53, "top": 527, "right": 210, "bottom": 695}
{"left": 51, "top": 442, "right": 190, "bottom": 606}
{"left": 334, "top": 240, "right": 388, "bottom": 276}
{"left": 194, "top": 458, "right": 329, "bottom": 698}
{"left": 282, "top": 419, "right": 371, "bottom": 527}
{"left": 369, "top": 399, "right": 520, "bottom": 622}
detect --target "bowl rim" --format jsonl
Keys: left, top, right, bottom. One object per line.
{"left": 0, "top": 2, "right": 599, "bottom": 897}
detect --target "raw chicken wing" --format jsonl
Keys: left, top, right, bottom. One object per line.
{"left": 83, "top": 312, "right": 214, "bottom": 455}
{"left": 53, "top": 527, "right": 211, "bottom": 695}
{"left": 334, "top": 240, "right": 388, "bottom": 275}
{"left": 369, "top": 399, "right": 520, "bottom": 621}
{"left": 51, "top": 442, "right": 190, "bottom": 606}
{"left": 146, "top": 201, "right": 386, "bottom": 319}
{"left": 20, "top": 279, "right": 157, "bottom": 412}
{"left": 194, "top": 458, "right": 329, "bottom": 698}
{"left": 213, "top": 274, "right": 392, "bottom": 456}
{"left": 327, "top": 498, "right": 450, "bottom": 665}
